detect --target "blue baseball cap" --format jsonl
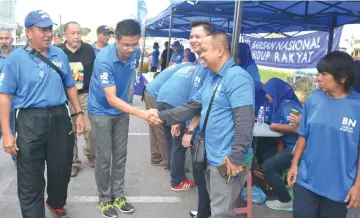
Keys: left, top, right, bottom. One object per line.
{"left": 172, "top": 41, "right": 181, "bottom": 47}
{"left": 24, "top": 10, "right": 54, "bottom": 28}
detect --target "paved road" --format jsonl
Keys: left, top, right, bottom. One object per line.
{"left": 0, "top": 96, "right": 359, "bottom": 218}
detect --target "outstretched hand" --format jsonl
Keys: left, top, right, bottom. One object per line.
{"left": 147, "top": 109, "right": 163, "bottom": 125}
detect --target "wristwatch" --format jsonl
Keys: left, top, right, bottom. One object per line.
{"left": 71, "top": 110, "right": 85, "bottom": 117}
{"left": 185, "top": 127, "right": 194, "bottom": 135}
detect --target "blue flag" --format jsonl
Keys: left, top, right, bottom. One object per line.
{"left": 137, "top": 0, "right": 148, "bottom": 29}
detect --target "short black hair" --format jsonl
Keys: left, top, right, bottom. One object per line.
{"left": 115, "top": 19, "right": 141, "bottom": 39}
{"left": 153, "top": 42, "right": 159, "bottom": 49}
{"left": 190, "top": 20, "right": 216, "bottom": 35}
{"left": 209, "top": 32, "right": 231, "bottom": 51}
{"left": 64, "top": 21, "right": 80, "bottom": 32}
{"left": 317, "top": 51, "right": 357, "bottom": 93}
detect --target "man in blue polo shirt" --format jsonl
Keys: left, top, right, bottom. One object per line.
{"left": 156, "top": 21, "right": 216, "bottom": 198}
{"left": 88, "top": 19, "right": 161, "bottom": 218}
{"left": 155, "top": 32, "right": 255, "bottom": 218}
{"left": 0, "top": 28, "right": 16, "bottom": 162}
{"left": 169, "top": 41, "right": 184, "bottom": 66}
{"left": 144, "top": 62, "right": 193, "bottom": 168}
{"left": 92, "top": 25, "right": 113, "bottom": 56}
{"left": 0, "top": 10, "right": 85, "bottom": 218}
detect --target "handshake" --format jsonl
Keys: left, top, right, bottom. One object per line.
{"left": 142, "top": 108, "right": 163, "bottom": 125}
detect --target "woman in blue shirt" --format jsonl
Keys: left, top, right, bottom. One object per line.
{"left": 287, "top": 51, "right": 360, "bottom": 218}
{"left": 151, "top": 42, "right": 160, "bottom": 72}
{"left": 236, "top": 43, "right": 261, "bottom": 82}
{"left": 260, "top": 78, "right": 302, "bottom": 212}
{"left": 254, "top": 81, "right": 276, "bottom": 165}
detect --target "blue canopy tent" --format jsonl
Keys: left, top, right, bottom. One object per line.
{"left": 146, "top": 0, "right": 360, "bottom": 60}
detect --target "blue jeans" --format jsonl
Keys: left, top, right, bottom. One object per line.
{"left": 261, "top": 146, "right": 293, "bottom": 202}
{"left": 0, "top": 110, "right": 16, "bottom": 138}
{"left": 157, "top": 102, "right": 187, "bottom": 187}
{"left": 169, "top": 123, "right": 187, "bottom": 187}
{"left": 157, "top": 102, "right": 174, "bottom": 169}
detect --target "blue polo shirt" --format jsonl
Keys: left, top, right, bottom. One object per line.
{"left": 192, "top": 58, "right": 254, "bottom": 166}
{"left": 0, "top": 55, "right": 5, "bottom": 70}
{"left": 146, "top": 62, "right": 193, "bottom": 99}
{"left": 151, "top": 50, "right": 160, "bottom": 68}
{"left": 297, "top": 89, "right": 360, "bottom": 202}
{"left": 88, "top": 43, "right": 137, "bottom": 116}
{"left": 0, "top": 47, "right": 15, "bottom": 70}
{"left": 185, "top": 64, "right": 212, "bottom": 137}
{"left": 92, "top": 42, "right": 109, "bottom": 56}
{"left": 0, "top": 46, "right": 75, "bottom": 109}
{"left": 157, "top": 63, "right": 203, "bottom": 107}
{"left": 170, "top": 51, "right": 184, "bottom": 64}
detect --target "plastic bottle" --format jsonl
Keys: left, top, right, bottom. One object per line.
{"left": 257, "top": 106, "right": 265, "bottom": 127}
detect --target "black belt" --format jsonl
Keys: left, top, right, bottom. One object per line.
{"left": 17, "top": 104, "right": 67, "bottom": 112}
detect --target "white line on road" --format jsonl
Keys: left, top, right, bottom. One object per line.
{"left": 129, "top": 133, "right": 149, "bottom": 136}
{"left": 0, "top": 195, "right": 181, "bottom": 203}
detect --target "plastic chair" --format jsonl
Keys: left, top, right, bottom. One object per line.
{"left": 235, "top": 171, "right": 253, "bottom": 218}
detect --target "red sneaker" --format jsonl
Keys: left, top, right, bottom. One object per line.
{"left": 171, "top": 178, "right": 195, "bottom": 191}
{"left": 45, "top": 202, "right": 69, "bottom": 218}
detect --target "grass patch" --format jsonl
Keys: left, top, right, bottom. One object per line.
{"left": 259, "top": 67, "right": 293, "bottom": 82}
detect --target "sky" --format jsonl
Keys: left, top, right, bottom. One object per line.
{"left": 15, "top": 0, "right": 170, "bottom": 31}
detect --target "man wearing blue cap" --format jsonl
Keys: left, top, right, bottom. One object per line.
{"left": 0, "top": 10, "right": 85, "bottom": 218}
{"left": 169, "top": 40, "right": 184, "bottom": 66}
{"left": 92, "top": 25, "right": 113, "bottom": 56}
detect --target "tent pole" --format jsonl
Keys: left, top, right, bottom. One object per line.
{"left": 140, "top": 29, "right": 147, "bottom": 72}
{"left": 231, "top": 0, "right": 244, "bottom": 59}
{"left": 166, "top": 7, "right": 174, "bottom": 68}
{"left": 327, "top": 15, "right": 336, "bottom": 54}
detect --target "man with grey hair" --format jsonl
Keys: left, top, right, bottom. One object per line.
{"left": 0, "top": 28, "right": 16, "bottom": 162}
{"left": 0, "top": 28, "right": 14, "bottom": 60}
{"left": 59, "top": 21, "right": 96, "bottom": 177}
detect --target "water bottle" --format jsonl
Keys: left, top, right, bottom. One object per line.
{"left": 257, "top": 106, "right": 265, "bottom": 127}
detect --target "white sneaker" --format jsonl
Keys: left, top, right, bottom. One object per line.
{"left": 265, "top": 200, "right": 293, "bottom": 211}
{"left": 190, "top": 211, "right": 198, "bottom": 218}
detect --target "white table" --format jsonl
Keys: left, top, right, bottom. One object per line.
{"left": 253, "top": 123, "right": 283, "bottom": 137}
{"left": 252, "top": 123, "right": 283, "bottom": 167}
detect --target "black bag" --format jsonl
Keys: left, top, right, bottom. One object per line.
{"left": 191, "top": 78, "right": 223, "bottom": 170}
{"left": 24, "top": 45, "right": 68, "bottom": 100}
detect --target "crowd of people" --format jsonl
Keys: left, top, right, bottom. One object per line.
{"left": 0, "top": 8, "right": 360, "bottom": 218}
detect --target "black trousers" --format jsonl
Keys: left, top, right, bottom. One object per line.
{"left": 192, "top": 165, "right": 211, "bottom": 218}
{"left": 16, "top": 105, "right": 74, "bottom": 218}
{"left": 293, "top": 184, "right": 348, "bottom": 218}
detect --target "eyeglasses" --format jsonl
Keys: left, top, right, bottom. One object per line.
{"left": 118, "top": 42, "right": 139, "bottom": 50}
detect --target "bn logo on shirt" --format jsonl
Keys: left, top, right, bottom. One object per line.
{"left": 193, "top": 76, "right": 201, "bottom": 88}
{"left": 340, "top": 117, "right": 357, "bottom": 133}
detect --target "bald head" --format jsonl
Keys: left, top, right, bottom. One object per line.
{"left": 0, "top": 28, "right": 13, "bottom": 56}
{"left": 200, "top": 32, "right": 232, "bottom": 72}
